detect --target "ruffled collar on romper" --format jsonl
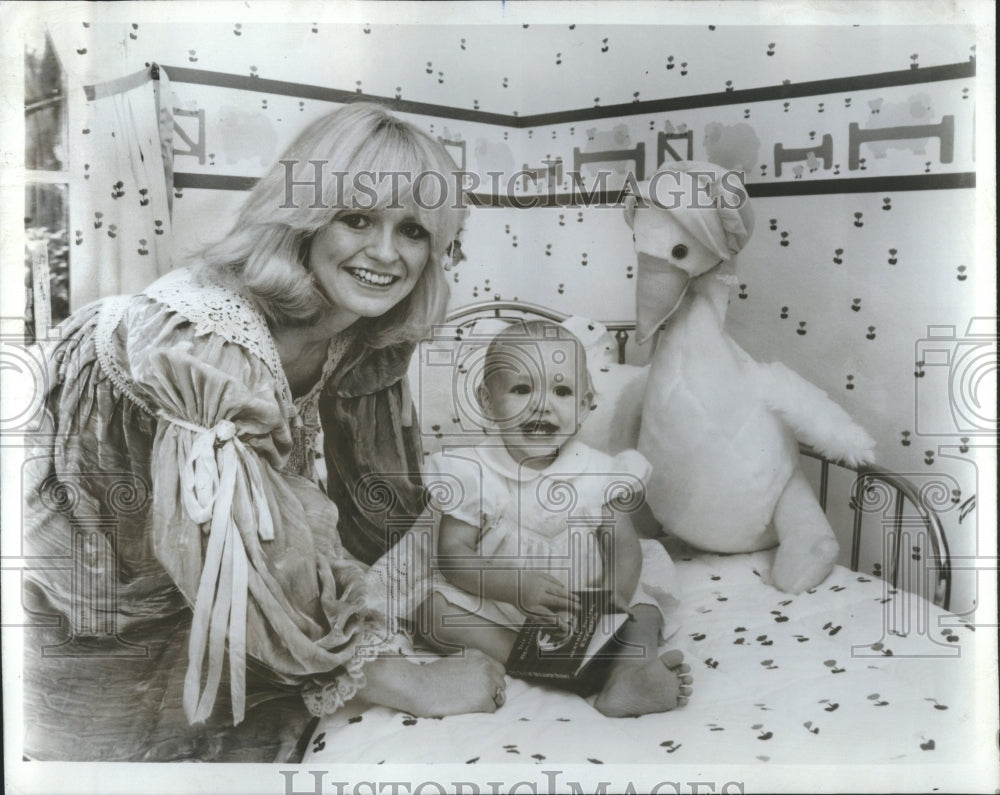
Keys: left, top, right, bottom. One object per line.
{"left": 473, "top": 438, "right": 596, "bottom": 483}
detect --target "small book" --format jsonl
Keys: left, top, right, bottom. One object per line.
{"left": 505, "top": 589, "right": 628, "bottom": 694}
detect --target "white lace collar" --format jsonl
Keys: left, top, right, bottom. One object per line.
{"left": 145, "top": 267, "right": 352, "bottom": 422}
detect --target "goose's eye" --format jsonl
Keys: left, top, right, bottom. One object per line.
{"left": 671, "top": 244, "right": 688, "bottom": 260}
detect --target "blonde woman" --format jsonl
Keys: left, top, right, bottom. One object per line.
{"left": 23, "top": 103, "right": 505, "bottom": 762}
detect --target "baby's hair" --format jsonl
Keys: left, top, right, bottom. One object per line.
{"left": 480, "top": 320, "right": 594, "bottom": 397}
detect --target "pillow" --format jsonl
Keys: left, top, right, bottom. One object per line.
{"left": 557, "top": 315, "right": 647, "bottom": 454}
{"left": 577, "top": 359, "right": 647, "bottom": 455}
{"left": 559, "top": 314, "right": 620, "bottom": 367}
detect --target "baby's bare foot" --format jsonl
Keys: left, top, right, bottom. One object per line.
{"left": 593, "top": 650, "right": 693, "bottom": 717}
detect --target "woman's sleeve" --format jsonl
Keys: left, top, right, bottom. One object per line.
{"left": 126, "top": 306, "right": 386, "bottom": 725}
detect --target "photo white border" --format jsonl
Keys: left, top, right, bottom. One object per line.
{"left": 2, "top": 2, "right": 995, "bottom": 793}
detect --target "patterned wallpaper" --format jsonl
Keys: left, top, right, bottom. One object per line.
{"left": 50, "top": 21, "right": 988, "bottom": 614}
{"left": 50, "top": 21, "right": 976, "bottom": 113}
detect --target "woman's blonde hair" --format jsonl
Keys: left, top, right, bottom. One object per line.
{"left": 197, "top": 102, "right": 466, "bottom": 347}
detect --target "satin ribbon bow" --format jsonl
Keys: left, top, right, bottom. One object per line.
{"left": 160, "top": 413, "right": 276, "bottom": 725}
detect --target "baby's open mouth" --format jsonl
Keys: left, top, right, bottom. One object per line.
{"left": 347, "top": 267, "right": 400, "bottom": 287}
{"left": 520, "top": 420, "right": 560, "bottom": 435}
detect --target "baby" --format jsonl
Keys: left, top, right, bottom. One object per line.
{"left": 418, "top": 320, "right": 692, "bottom": 717}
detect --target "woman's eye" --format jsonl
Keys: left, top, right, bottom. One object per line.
{"left": 510, "top": 384, "right": 531, "bottom": 395}
{"left": 338, "top": 213, "right": 370, "bottom": 230}
{"left": 554, "top": 386, "right": 573, "bottom": 397}
{"left": 671, "top": 244, "right": 688, "bottom": 259}
{"left": 399, "top": 222, "right": 429, "bottom": 241}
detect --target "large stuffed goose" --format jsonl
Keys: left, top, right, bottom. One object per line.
{"left": 624, "top": 161, "right": 876, "bottom": 593}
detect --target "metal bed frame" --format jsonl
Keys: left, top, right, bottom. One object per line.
{"left": 445, "top": 299, "right": 952, "bottom": 611}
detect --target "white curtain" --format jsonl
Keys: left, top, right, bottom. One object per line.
{"left": 71, "top": 66, "right": 175, "bottom": 309}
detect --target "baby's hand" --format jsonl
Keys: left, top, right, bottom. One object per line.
{"left": 553, "top": 609, "right": 576, "bottom": 637}
{"left": 537, "top": 610, "right": 577, "bottom": 647}
{"left": 517, "top": 572, "right": 579, "bottom": 621}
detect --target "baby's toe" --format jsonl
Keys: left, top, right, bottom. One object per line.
{"left": 660, "top": 649, "right": 684, "bottom": 668}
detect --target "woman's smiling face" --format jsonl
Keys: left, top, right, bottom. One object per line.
{"left": 307, "top": 205, "right": 431, "bottom": 322}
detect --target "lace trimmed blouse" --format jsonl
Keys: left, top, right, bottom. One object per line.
{"left": 22, "top": 267, "right": 422, "bottom": 761}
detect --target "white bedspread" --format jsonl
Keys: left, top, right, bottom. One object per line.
{"left": 306, "top": 546, "right": 978, "bottom": 766}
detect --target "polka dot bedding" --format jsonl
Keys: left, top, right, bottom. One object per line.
{"left": 306, "top": 545, "right": 977, "bottom": 765}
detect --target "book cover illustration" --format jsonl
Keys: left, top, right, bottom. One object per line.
{"left": 506, "top": 589, "right": 628, "bottom": 692}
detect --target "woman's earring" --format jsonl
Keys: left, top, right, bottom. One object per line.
{"left": 446, "top": 231, "right": 466, "bottom": 270}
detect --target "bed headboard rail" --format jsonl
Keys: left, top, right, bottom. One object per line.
{"left": 444, "top": 299, "right": 953, "bottom": 610}
{"left": 447, "top": 299, "right": 637, "bottom": 364}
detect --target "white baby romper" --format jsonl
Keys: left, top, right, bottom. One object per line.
{"left": 424, "top": 439, "right": 680, "bottom": 639}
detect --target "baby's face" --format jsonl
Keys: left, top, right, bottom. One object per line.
{"left": 479, "top": 339, "right": 590, "bottom": 464}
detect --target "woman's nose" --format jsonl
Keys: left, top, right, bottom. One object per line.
{"left": 364, "top": 223, "right": 399, "bottom": 263}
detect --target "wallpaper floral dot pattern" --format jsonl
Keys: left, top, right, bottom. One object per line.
{"left": 49, "top": 22, "right": 987, "bottom": 613}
